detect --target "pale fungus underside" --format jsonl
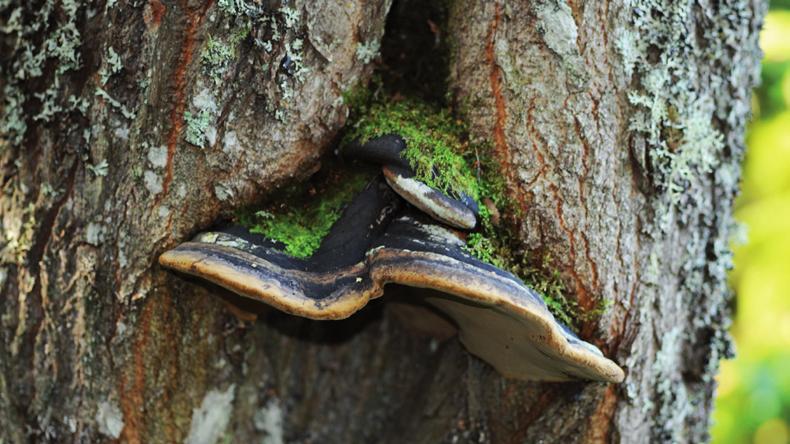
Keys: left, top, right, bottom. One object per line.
{"left": 160, "top": 132, "right": 625, "bottom": 383}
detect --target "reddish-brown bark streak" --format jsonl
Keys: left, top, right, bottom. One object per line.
{"left": 567, "top": 0, "right": 585, "bottom": 58}
{"left": 160, "top": 294, "right": 181, "bottom": 442}
{"left": 27, "top": 159, "right": 78, "bottom": 279}
{"left": 588, "top": 91, "right": 604, "bottom": 145}
{"left": 585, "top": 385, "right": 618, "bottom": 443}
{"left": 156, "top": 0, "right": 214, "bottom": 205}
{"left": 609, "top": 252, "right": 641, "bottom": 356}
{"left": 601, "top": 0, "right": 611, "bottom": 48}
{"left": 486, "top": 2, "right": 527, "bottom": 218}
{"left": 150, "top": 0, "right": 166, "bottom": 25}
{"left": 119, "top": 299, "right": 154, "bottom": 444}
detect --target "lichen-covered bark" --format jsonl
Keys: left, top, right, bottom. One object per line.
{"left": 447, "top": 0, "right": 763, "bottom": 442}
{"left": 0, "top": 0, "right": 762, "bottom": 443}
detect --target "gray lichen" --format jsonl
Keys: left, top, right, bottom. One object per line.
{"left": 253, "top": 399, "right": 284, "bottom": 444}
{"left": 533, "top": 0, "right": 588, "bottom": 88}
{"left": 99, "top": 46, "right": 123, "bottom": 85}
{"left": 619, "top": 22, "right": 724, "bottom": 208}
{"left": 185, "top": 385, "right": 236, "bottom": 444}
{"left": 1, "top": 85, "right": 27, "bottom": 145}
{"left": 218, "top": 0, "right": 265, "bottom": 16}
{"left": 147, "top": 145, "right": 168, "bottom": 169}
{"left": 0, "top": 0, "right": 88, "bottom": 146}
{"left": 185, "top": 110, "right": 215, "bottom": 148}
{"left": 86, "top": 160, "right": 109, "bottom": 178}
{"left": 214, "top": 183, "right": 234, "bottom": 201}
{"left": 95, "top": 400, "right": 124, "bottom": 439}
{"left": 143, "top": 170, "right": 163, "bottom": 195}
{"left": 355, "top": 40, "right": 381, "bottom": 64}
{"left": 616, "top": 0, "right": 762, "bottom": 440}
{"left": 191, "top": 1, "right": 313, "bottom": 141}
{"left": 184, "top": 88, "right": 218, "bottom": 148}
{"left": 95, "top": 88, "right": 134, "bottom": 120}
{"left": 202, "top": 30, "right": 250, "bottom": 86}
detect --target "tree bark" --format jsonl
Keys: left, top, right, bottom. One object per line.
{"left": 0, "top": 0, "right": 763, "bottom": 443}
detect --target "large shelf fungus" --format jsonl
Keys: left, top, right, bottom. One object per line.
{"left": 161, "top": 133, "right": 625, "bottom": 383}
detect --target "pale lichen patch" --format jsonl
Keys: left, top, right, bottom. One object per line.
{"left": 95, "top": 400, "right": 124, "bottom": 439}
{"left": 185, "top": 88, "right": 218, "bottom": 148}
{"left": 214, "top": 183, "right": 234, "bottom": 201}
{"left": 533, "top": 0, "right": 587, "bottom": 87}
{"left": 1, "top": 85, "right": 28, "bottom": 146}
{"left": 95, "top": 87, "right": 135, "bottom": 120}
{"left": 147, "top": 145, "right": 169, "bottom": 169}
{"left": 253, "top": 399, "right": 284, "bottom": 444}
{"left": 85, "top": 222, "right": 105, "bottom": 246}
{"left": 185, "top": 385, "right": 236, "bottom": 444}
{"left": 222, "top": 130, "right": 240, "bottom": 154}
{"left": 143, "top": 170, "right": 163, "bottom": 195}
{"left": 217, "top": 0, "right": 265, "bottom": 16}
{"left": 177, "top": 183, "right": 188, "bottom": 199}
{"left": 356, "top": 40, "right": 381, "bottom": 64}
{"left": 87, "top": 160, "right": 109, "bottom": 178}
{"left": 99, "top": 46, "right": 123, "bottom": 85}
{"left": 113, "top": 124, "right": 129, "bottom": 141}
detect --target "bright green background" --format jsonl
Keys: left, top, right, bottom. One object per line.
{"left": 711, "top": 7, "right": 790, "bottom": 444}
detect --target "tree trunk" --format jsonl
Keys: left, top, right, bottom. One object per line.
{"left": 0, "top": 0, "right": 763, "bottom": 443}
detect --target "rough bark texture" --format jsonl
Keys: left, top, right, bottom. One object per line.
{"left": 0, "top": 0, "right": 763, "bottom": 443}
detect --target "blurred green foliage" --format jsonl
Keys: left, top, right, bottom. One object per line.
{"left": 712, "top": 7, "right": 790, "bottom": 444}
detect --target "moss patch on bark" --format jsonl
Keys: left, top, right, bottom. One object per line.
{"left": 236, "top": 166, "right": 373, "bottom": 259}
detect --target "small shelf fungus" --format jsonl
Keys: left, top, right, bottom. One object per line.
{"left": 160, "top": 133, "right": 625, "bottom": 383}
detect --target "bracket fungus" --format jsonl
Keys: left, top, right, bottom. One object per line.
{"left": 160, "top": 135, "right": 625, "bottom": 383}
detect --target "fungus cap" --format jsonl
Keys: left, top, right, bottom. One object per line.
{"left": 160, "top": 179, "right": 625, "bottom": 383}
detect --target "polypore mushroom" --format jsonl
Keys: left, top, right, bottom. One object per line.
{"left": 160, "top": 172, "right": 625, "bottom": 383}
{"left": 342, "top": 135, "right": 479, "bottom": 230}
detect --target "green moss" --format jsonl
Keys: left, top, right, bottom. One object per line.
{"left": 465, "top": 225, "right": 581, "bottom": 328}
{"left": 237, "top": 167, "right": 373, "bottom": 259}
{"left": 519, "top": 255, "right": 577, "bottom": 327}
{"left": 343, "top": 96, "right": 481, "bottom": 202}
{"left": 464, "top": 233, "right": 505, "bottom": 269}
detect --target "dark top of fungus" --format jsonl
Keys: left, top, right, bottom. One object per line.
{"left": 160, "top": 176, "right": 625, "bottom": 383}
{"left": 340, "top": 134, "right": 412, "bottom": 170}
